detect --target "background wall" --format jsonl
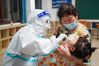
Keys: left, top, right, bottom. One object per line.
{"left": 42, "top": 0, "right": 74, "bottom": 22}
{"left": 42, "top": 0, "right": 58, "bottom": 22}
{"left": 26, "top": 0, "right": 75, "bottom": 22}
{"left": 26, "top": 0, "right": 35, "bottom": 19}
{"left": 76, "top": 0, "right": 99, "bottom": 20}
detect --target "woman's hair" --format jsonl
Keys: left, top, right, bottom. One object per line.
{"left": 57, "top": 3, "right": 79, "bottom": 21}
{"left": 71, "top": 35, "right": 96, "bottom": 62}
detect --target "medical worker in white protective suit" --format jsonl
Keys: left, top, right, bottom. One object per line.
{"left": 3, "top": 9, "right": 67, "bottom": 66}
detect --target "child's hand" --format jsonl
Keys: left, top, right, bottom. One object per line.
{"left": 57, "top": 44, "right": 74, "bottom": 61}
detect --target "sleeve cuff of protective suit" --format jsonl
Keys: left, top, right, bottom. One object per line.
{"left": 50, "top": 35, "right": 59, "bottom": 47}
{"left": 42, "top": 44, "right": 58, "bottom": 56}
{"left": 49, "top": 35, "right": 59, "bottom": 51}
{"left": 42, "top": 35, "right": 58, "bottom": 56}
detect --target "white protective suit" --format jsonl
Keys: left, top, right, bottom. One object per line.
{"left": 3, "top": 9, "right": 67, "bottom": 66}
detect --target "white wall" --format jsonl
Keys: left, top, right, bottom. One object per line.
{"left": 42, "top": 0, "right": 75, "bottom": 22}
{"left": 42, "top": 0, "right": 58, "bottom": 22}
{"left": 26, "top": 0, "right": 35, "bottom": 18}
{"left": 72, "top": 0, "right": 75, "bottom": 6}
{"left": 26, "top": 0, "right": 75, "bottom": 22}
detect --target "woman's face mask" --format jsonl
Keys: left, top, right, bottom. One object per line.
{"left": 64, "top": 21, "right": 77, "bottom": 30}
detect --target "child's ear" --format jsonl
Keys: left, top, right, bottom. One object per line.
{"left": 91, "top": 47, "right": 97, "bottom": 52}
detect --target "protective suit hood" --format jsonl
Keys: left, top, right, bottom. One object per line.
{"left": 27, "top": 9, "right": 51, "bottom": 37}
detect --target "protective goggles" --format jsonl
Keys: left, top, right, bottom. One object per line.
{"left": 38, "top": 11, "right": 50, "bottom": 18}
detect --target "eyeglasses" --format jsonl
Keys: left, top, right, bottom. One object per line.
{"left": 62, "top": 15, "right": 77, "bottom": 24}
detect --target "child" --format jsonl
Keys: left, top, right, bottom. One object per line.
{"left": 58, "top": 35, "right": 96, "bottom": 66}
{"left": 38, "top": 33, "right": 96, "bottom": 66}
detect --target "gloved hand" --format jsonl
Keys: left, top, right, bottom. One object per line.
{"left": 56, "top": 34, "right": 67, "bottom": 43}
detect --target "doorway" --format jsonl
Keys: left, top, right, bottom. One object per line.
{"left": 35, "top": 0, "right": 42, "bottom": 9}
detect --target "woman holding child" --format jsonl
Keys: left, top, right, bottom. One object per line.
{"left": 38, "top": 3, "right": 92, "bottom": 66}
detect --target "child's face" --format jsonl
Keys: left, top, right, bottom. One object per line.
{"left": 67, "top": 34, "right": 79, "bottom": 45}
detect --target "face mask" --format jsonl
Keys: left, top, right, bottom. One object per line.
{"left": 64, "top": 21, "right": 77, "bottom": 30}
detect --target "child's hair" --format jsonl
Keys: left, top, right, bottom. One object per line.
{"left": 71, "top": 35, "right": 96, "bottom": 62}
{"left": 57, "top": 3, "right": 79, "bottom": 21}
